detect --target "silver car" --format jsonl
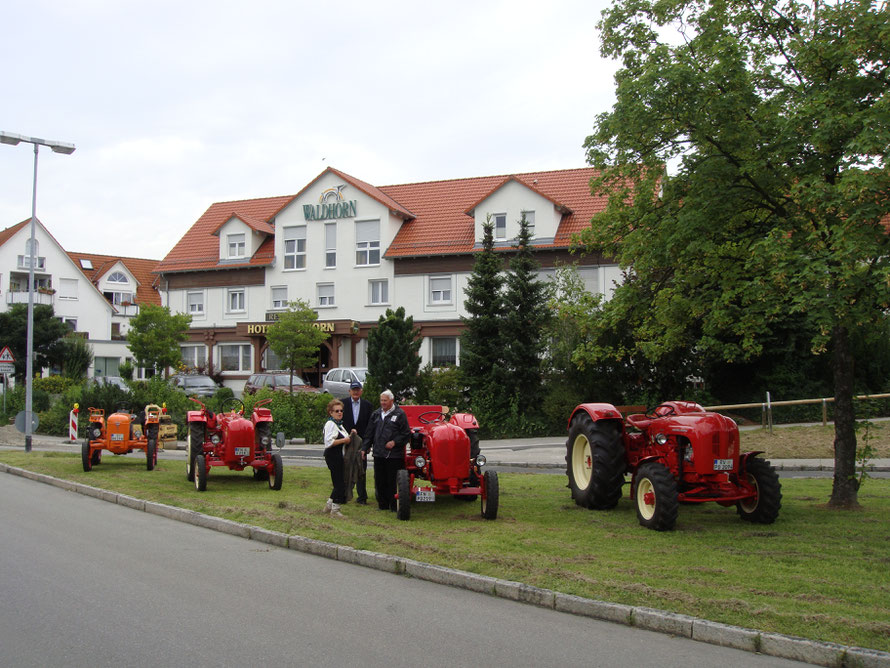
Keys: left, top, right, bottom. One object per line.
{"left": 322, "top": 367, "right": 368, "bottom": 398}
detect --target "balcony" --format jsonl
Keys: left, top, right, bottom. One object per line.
{"left": 115, "top": 302, "right": 140, "bottom": 317}
{"left": 6, "top": 289, "right": 54, "bottom": 306}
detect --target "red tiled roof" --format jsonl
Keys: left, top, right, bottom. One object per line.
{"left": 66, "top": 251, "right": 163, "bottom": 307}
{"left": 0, "top": 220, "right": 29, "bottom": 247}
{"left": 210, "top": 212, "right": 275, "bottom": 236}
{"left": 156, "top": 195, "right": 295, "bottom": 273}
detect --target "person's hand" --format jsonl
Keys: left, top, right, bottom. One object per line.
{"left": 361, "top": 451, "right": 366, "bottom": 460}
{"left": 385, "top": 440, "right": 394, "bottom": 450}
{"left": 350, "top": 429, "right": 357, "bottom": 435}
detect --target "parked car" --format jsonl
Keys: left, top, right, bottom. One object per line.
{"left": 243, "top": 372, "right": 321, "bottom": 395}
{"left": 171, "top": 374, "right": 221, "bottom": 398}
{"left": 322, "top": 367, "right": 368, "bottom": 398}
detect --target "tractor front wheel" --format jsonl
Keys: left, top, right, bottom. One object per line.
{"left": 146, "top": 438, "right": 157, "bottom": 471}
{"left": 634, "top": 462, "right": 679, "bottom": 531}
{"left": 566, "top": 413, "right": 625, "bottom": 509}
{"left": 90, "top": 447, "right": 101, "bottom": 466}
{"left": 737, "top": 458, "right": 782, "bottom": 523}
{"left": 194, "top": 454, "right": 208, "bottom": 492}
{"left": 81, "top": 439, "right": 92, "bottom": 472}
{"left": 268, "top": 453, "right": 283, "bottom": 490}
{"left": 481, "top": 470, "right": 499, "bottom": 520}
{"left": 186, "top": 423, "right": 203, "bottom": 482}
{"left": 396, "top": 469, "right": 411, "bottom": 521}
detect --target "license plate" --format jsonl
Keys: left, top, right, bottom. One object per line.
{"left": 713, "top": 458, "right": 733, "bottom": 471}
{"left": 234, "top": 447, "right": 250, "bottom": 456}
{"left": 415, "top": 489, "right": 435, "bottom": 502}
{"left": 111, "top": 434, "right": 124, "bottom": 441}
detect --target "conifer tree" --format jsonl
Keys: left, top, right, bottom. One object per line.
{"left": 366, "top": 306, "right": 422, "bottom": 402}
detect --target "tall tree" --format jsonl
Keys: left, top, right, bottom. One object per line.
{"left": 581, "top": 0, "right": 890, "bottom": 507}
{"left": 501, "top": 215, "right": 551, "bottom": 417}
{"left": 0, "top": 304, "right": 69, "bottom": 380}
{"left": 366, "top": 306, "right": 422, "bottom": 403}
{"left": 460, "top": 217, "right": 506, "bottom": 400}
{"left": 265, "top": 299, "right": 330, "bottom": 393}
{"left": 127, "top": 304, "right": 192, "bottom": 376}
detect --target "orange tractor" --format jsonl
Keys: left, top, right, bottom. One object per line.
{"left": 82, "top": 404, "right": 162, "bottom": 472}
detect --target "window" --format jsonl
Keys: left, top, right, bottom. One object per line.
{"left": 521, "top": 210, "right": 535, "bottom": 237}
{"left": 283, "top": 226, "right": 307, "bottom": 269}
{"left": 60, "top": 317, "right": 77, "bottom": 332}
{"left": 429, "top": 276, "right": 452, "bottom": 304}
{"left": 107, "top": 271, "right": 128, "bottom": 284}
{"left": 271, "top": 286, "right": 287, "bottom": 309}
{"left": 79, "top": 259, "right": 93, "bottom": 270}
{"left": 432, "top": 337, "right": 457, "bottom": 366}
{"left": 187, "top": 291, "right": 204, "bottom": 315}
{"left": 227, "top": 233, "right": 246, "bottom": 258}
{"left": 369, "top": 279, "right": 388, "bottom": 305}
{"left": 58, "top": 278, "right": 79, "bottom": 301}
{"left": 181, "top": 344, "right": 207, "bottom": 369}
{"left": 494, "top": 214, "right": 506, "bottom": 240}
{"left": 325, "top": 223, "right": 337, "bottom": 268}
{"left": 355, "top": 220, "right": 380, "bottom": 266}
{"left": 104, "top": 291, "right": 133, "bottom": 305}
{"left": 263, "top": 347, "right": 283, "bottom": 371}
{"left": 317, "top": 283, "right": 335, "bottom": 307}
{"left": 227, "top": 288, "right": 246, "bottom": 313}
{"left": 218, "top": 343, "right": 252, "bottom": 372}
{"left": 111, "top": 323, "right": 123, "bottom": 340}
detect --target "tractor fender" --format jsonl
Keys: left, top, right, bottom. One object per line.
{"left": 186, "top": 409, "right": 209, "bottom": 424}
{"left": 450, "top": 413, "right": 479, "bottom": 431}
{"left": 567, "top": 403, "right": 624, "bottom": 431}
{"left": 739, "top": 451, "right": 765, "bottom": 472}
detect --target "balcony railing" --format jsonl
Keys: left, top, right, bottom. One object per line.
{"left": 6, "top": 290, "right": 54, "bottom": 306}
{"left": 115, "top": 303, "right": 140, "bottom": 317}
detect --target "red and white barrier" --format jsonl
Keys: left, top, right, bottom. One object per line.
{"left": 70, "top": 404, "right": 79, "bottom": 441}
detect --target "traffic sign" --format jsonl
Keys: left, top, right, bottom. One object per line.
{"left": 0, "top": 346, "right": 14, "bottom": 363}
{"left": 0, "top": 362, "right": 14, "bottom": 375}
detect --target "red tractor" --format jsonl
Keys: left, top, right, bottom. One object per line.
{"left": 185, "top": 397, "right": 283, "bottom": 492}
{"left": 395, "top": 405, "right": 498, "bottom": 521}
{"left": 566, "top": 401, "right": 781, "bottom": 531}
{"left": 82, "top": 404, "right": 162, "bottom": 472}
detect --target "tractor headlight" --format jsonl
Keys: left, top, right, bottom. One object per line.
{"left": 654, "top": 433, "right": 668, "bottom": 445}
{"left": 260, "top": 436, "right": 271, "bottom": 446}
{"left": 476, "top": 454, "right": 486, "bottom": 466}
{"left": 92, "top": 427, "right": 102, "bottom": 439}
{"left": 210, "top": 434, "right": 221, "bottom": 445}
{"left": 414, "top": 456, "right": 426, "bottom": 469}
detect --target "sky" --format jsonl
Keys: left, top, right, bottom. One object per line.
{"left": 1, "top": 0, "right": 619, "bottom": 261}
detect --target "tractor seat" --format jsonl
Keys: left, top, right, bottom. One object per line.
{"left": 626, "top": 413, "right": 654, "bottom": 431}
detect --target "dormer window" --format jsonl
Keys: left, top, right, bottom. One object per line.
{"left": 108, "top": 271, "right": 128, "bottom": 284}
{"left": 227, "top": 233, "right": 246, "bottom": 258}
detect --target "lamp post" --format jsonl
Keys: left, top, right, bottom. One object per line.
{"left": 0, "top": 131, "right": 75, "bottom": 452}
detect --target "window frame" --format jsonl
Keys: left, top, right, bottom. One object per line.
{"left": 369, "top": 278, "right": 389, "bottom": 305}
{"left": 317, "top": 282, "right": 335, "bottom": 308}
{"left": 227, "top": 233, "right": 246, "bottom": 258}
{"left": 226, "top": 287, "right": 246, "bottom": 314}
{"left": 270, "top": 286, "right": 288, "bottom": 310}
{"left": 355, "top": 220, "right": 381, "bottom": 267}
{"left": 325, "top": 222, "right": 337, "bottom": 268}
{"left": 283, "top": 226, "right": 307, "bottom": 270}
{"left": 217, "top": 343, "right": 252, "bottom": 373}
{"left": 429, "top": 275, "right": 453, "bottom": 305}
{"left": 494, "top": 213, "right": 507, "bottom": 241}
{"left": 187, "top": 290, "right": 205, "bottom": 315}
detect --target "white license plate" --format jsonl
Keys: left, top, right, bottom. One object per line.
{"left": 111, "top": 434, "right": 124, "bottom": 441}
{"left": 415, "top": 489, "right": 435, "bottom": 502}
{"left": 713, "top": 458, "right": 733, "bottom": 471}
{"left": 234, "top": 447, "right": 250, "bottom": 456}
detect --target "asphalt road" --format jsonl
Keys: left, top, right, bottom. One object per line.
{"left": 0, "top": 474, "right": 813, "bottom": 668}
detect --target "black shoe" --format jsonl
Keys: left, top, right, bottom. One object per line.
{"left": 357, "top": 499, "right": 368, "bottom": 505}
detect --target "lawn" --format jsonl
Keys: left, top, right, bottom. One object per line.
{"left": 1, "top": 449, "right": 888, "bottom": 653}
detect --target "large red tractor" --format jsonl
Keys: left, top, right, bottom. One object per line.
{"left": 185, "top": 397, "right": 282, "bottom": 492}
{"left": 395, "top": 406, "right": 498, "bottom": 521}
{"left": 82, "top": 404, "right": 162, "bottom": 472}
{"left": 566, "top": 401, "right": 781, "bottom": 531}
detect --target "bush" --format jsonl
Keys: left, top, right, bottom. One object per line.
{"left": 241, "top": 390, "right": 331, "bottom": 444}
{"left": 413, "top": 364, "right": 469, "bottom": 412}
{"left": 34, "top": 376, "right": 75, "bottom": 394}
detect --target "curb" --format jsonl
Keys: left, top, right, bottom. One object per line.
{"left": 2, "top": 462, "right": 888, "bottom": 668}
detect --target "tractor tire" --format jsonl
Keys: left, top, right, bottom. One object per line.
{"left": 634, "top": 462, "right": 679, "bottom": 531}
{"left": 146, "top": 438, "right": 157, "bottom": 471}
{"left": 268, "top": 453, "right": 283, "bottom": 490}
{"left": 186, "top": 423, "right": 204, "bottom": 482}
{"left": 737, "top": 458, "right": 782, "bottom": 524}
{"left": 90, "top": 448, "right": 101, "bottom": 466}
{"left": 396, "top": 469, "right": 411, "bottom": 521}
{"left": 566, "top": 413, "right": 625, "bottom": 509}
{"left": 194, "top": 454, "right": 208, "bottom": 492}
{"left": 81, "top": 439, "right": 92, "bottom": 472}
{"left": 481, "top": 470, "right": 499, "bottom": 520}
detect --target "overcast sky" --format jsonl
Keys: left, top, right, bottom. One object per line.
{"left": 1, "top": 0, "right": 619, "bottom": 261}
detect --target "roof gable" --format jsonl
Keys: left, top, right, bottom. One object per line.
{"left": 67, "top": 251, "right": 162, "bottom": 306}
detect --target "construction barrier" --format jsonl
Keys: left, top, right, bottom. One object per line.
{"left": 69, "top": 404, "right": 79, "bottom": 441}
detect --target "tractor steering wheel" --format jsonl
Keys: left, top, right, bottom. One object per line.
{"left": 645, "top": 403, "right": 677, "bottom": 419}
{"left": 221, "top": 397, "right": 245, "bottom": 415}
{"left": 418, "top": 411, "right": 447, "bottom": 425}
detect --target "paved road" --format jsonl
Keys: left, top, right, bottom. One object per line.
{"left": 0, "top": 474, "right": 812, "bottom": 668}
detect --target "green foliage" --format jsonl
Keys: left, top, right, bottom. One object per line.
{"left": 33, "top": 375, "right": 76, "bottom": 394}
{"left": 57, "top": 334, "right": 93, "bottom": 380}
{"left": 127, "top": 304, "right": 192, "bottom": 374}
{"left": 366, "top": 306, "right": 422, "bottom": 402}
{"left": 413, "top": 364, "right": 469, "bottom": 412}
{"left": 0, "top": 304, "right": 70, "bottom": 381}
{"left": 119, "top": 360, "right": 134, "bottom": 381}
{"left": 241, "top": 389, "right": 332, "bottom": 443}
{"left": 265, "top": 299, "right": 330, "bottom": 391}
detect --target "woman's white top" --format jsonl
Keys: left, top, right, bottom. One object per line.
{"left": 323, "top": 420, "right": 350, "bottom": 449}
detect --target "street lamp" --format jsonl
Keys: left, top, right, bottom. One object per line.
{"left": 0, "top": 131, "right": 75, "bottom": 452}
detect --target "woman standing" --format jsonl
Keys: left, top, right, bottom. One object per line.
{"left": 323, "top": 399, "right": 353, "bottom": 517}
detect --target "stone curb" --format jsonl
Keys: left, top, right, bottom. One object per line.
{"left": 3, "top": 464, "right": 889, "bottom": 668}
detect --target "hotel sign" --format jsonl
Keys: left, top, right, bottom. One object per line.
{"left": 239, "top": 320, "right": 358, "bottom": 337}
{"left": 303, "top": 184, "right": 357, "bottom": 221}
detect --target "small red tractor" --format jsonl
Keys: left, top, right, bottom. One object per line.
{"left": 185, "top": 397, "right": 282, "bottom": 492}
{"left": 82, "top": 404, "right": 162, "bottom": 472}
{"left": 566, "top": 400, "right": 781, "bottom": 531}
{"left": 395, "top": 405, "right": 498, "bottom": 521}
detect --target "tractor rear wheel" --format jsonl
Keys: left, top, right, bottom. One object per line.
{"left": 566, "top": 413, "right": 625, "bottom": 509}
{"left": 81, "top": 439, "right": 92, "bottom": 472}
{"left": 146, "top": 438, "right": 156, "bottom": 471}
{"left": 737, "top": 458, "right": 782, "bottom": 523}
{"left": 186, "top": 423, "right": 203, "bottom": 482}
{"left": 195, "top": 454, "right": 208, "bottom": 492}
{"left": 481, "top": 470, "right": 499, "bottom": 520}
{"left": 396, "top": 469, "right": 411, "bottom": 521}
{"left": 268, "top": 453, "right": 283, "bottom": 490}
{"left": 634, "top": 462, "right": 679, "bottom": 531}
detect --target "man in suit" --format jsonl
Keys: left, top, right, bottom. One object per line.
{"left": 342, "top": 380, "right": 373, "bottom": 504}
{"left": 363, "top": 389, "right": 411, "bottom": 511}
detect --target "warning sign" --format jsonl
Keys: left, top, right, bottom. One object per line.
{"left": 0, "top": 346, "right": 14, "bottom": 363}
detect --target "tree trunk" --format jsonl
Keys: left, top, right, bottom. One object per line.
{"left": 829, "top": 325, "right": 859, "bottom": 508}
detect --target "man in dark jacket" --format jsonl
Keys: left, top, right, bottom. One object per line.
{"left": 342, "top": 380, "right": 373, "bottom": 504}
{"left": 362, "top": 389, "right": 411, "bottom": 511}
